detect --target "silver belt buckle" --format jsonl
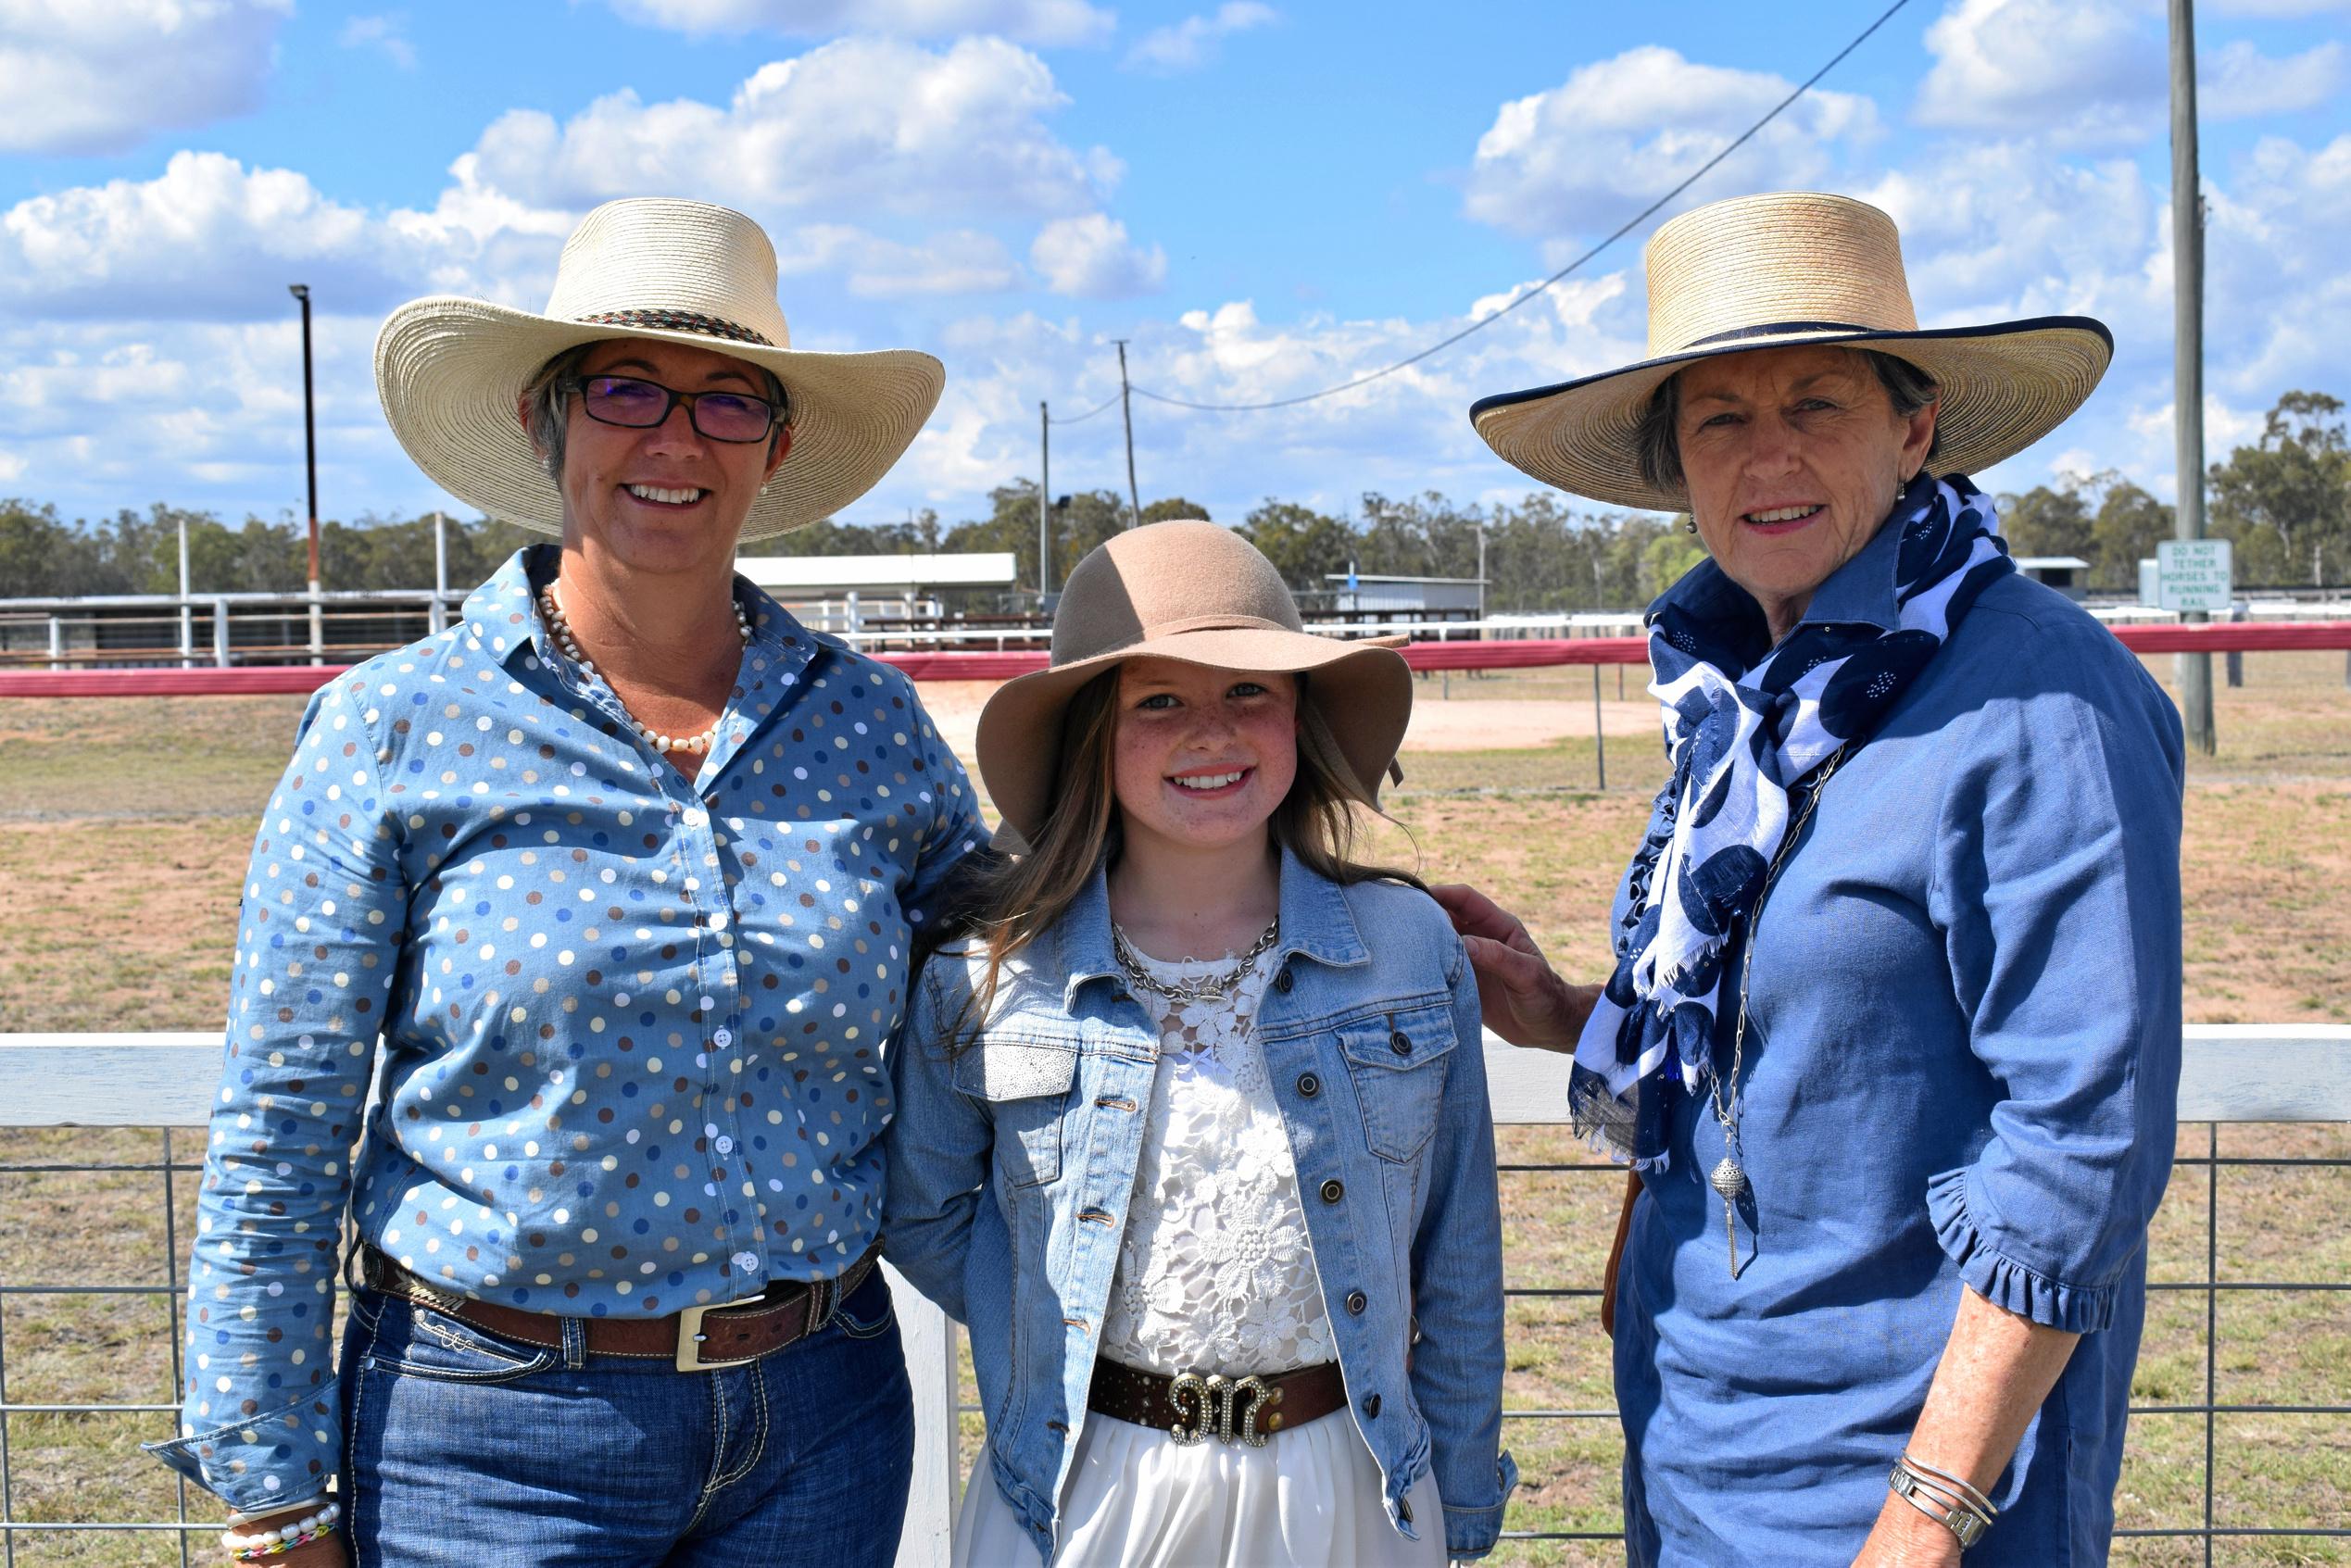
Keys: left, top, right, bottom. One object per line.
{"left": 1168, "top": 1372, "right": 1273, "bottom": 1447}
{"left": 674, "top": 1297, "right": 768, "bottom": 1374}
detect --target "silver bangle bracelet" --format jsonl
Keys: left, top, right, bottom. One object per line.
{"left": 1889, "top": 1455, "right": 1995, "bottom": 1549}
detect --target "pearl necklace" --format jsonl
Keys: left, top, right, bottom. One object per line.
{"left": 539, "top": 583, "right": 750, "bottom": 757}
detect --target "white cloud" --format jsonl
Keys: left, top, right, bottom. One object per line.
{"left": 339, "top": 14, "right": 417, "bottom": 69}
{"left": 464, "top": 37, "right": 1117, "bottom": 220}
{"left": 1462, "top": 46, "right": 1880, "bottom": 239}
{"left": 0, "top": 152, "right": 429, "bottom": 320}
{"left": 1125, "top": 2, "right": 1276, "bottom": 73}
{"left": 2201, "top": 39, "right": 2346, "bottom": 119}
{"left": 1028, "top": 214, "right": 1165, "bottom": 297}
{"left": 709, "top": 220, "right": 1011, "bottom": 300}
{"left": 1916, "top": 0, "right": 2345, "bottom": 144}
{"left": 2206, "top": 0, "right": 2348, "bottom": 14}
{"left": 1915, "top": 0, "right": 2163, "bottom": 146}
{"left": 0, "top": 0, "right": 290, "bottom": 155}
{"left": 599, "top": 0, "right": 1113, "bottom": 45}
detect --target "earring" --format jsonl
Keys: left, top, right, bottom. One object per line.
{"left": 1683, "top": 516, "right": 1698, "bottom": 534}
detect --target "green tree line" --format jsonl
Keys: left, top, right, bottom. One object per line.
{"left": 6, "top": 390, "right": 2345, "bottom": 606}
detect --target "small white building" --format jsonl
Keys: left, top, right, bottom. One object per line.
{"left": 2014, "top": 556, "right": 2091, "bottom": 600}
{"left": 1321, "top": 573, "right": 1485, "bottom": 618}
{"left": 732, "top": 551, "right": 1020, "bottom": 633}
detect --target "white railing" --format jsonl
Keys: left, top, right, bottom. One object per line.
{"left": 3, "top": 1025, "right": 2347, "bottom": 1561}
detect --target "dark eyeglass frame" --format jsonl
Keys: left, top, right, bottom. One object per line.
{"left": 566, "top": 375, "right": 787, "bottom": 444}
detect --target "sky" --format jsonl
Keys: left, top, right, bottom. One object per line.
{"left": 2, "top": 0, "right": 2346, "bottom": 535}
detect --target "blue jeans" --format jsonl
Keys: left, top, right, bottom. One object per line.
{"left": 339, "top": 1268, "right": 914, "bottom": 1567}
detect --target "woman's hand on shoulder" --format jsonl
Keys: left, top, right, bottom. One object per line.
{"left": 1428, "top": 883, "right": 1599, "bottom": 1055}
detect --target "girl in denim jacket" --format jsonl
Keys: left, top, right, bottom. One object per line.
{"left": 885, "top": 521, "right": 1515, "bottom": 1566}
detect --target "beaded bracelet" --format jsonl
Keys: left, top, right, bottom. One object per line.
{"left": 220, "top": 1499, "right": 341, "bottom": 1560}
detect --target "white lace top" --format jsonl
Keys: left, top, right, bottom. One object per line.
{"left": 1100, "top": 946, "right": 1336, "bottom": 1375}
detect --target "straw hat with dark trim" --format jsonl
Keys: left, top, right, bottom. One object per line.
{"left": 376, "top": 197, "right": 943, "bottom": 540}
{"left": 1470, "top": 192, "right": 2113, "bottom": 513}
{"left": 975, "top": 521, "right": 1413, "bottom": 846}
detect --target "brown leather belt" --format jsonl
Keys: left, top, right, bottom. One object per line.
{"left": 1087, "top": 1356, "right": 1348, "bottom": 1447}
{"left": 359, "top": 1244, "right": 881, "bottom": 1373}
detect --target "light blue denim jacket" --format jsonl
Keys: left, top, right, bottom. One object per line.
{"left": 883, "top": 848, "right": 1515, "bottom": 1564}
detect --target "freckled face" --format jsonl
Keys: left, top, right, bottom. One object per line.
{"left": 548, "top": 337, "right": 790, "bottom": 577}
{"left": 1110, "top": 657, "right": 1299, "bottom": 858}
{"left": 1676, "top": 345, "right": 1936, "bottom": 628}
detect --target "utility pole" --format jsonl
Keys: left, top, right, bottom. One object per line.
{"left": 2169, "top": 0, "right": 2216, "bottom": 755}
{"left": 1476, "top": 523, "right": 1488, "bottom": 634}
{"left": 1113, "top": 340, "right": 1142, "bottom": 529}
{"left": 289, "top": 283, "right": 322, "bottom": 666}
{"left": 177, "top": 511, "right": 193, "bottom": 669}
{"left": 1038, "top": 400, "right": 1052, "bottom": 596}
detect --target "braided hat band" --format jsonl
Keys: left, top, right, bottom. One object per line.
{"left": 577, "top": 308, "right": 775, "bottom": 348}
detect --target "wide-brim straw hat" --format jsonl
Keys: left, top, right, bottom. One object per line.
{"left": 976, "top": 521, "right": 1414, "bottom": 846}
{"left": 375, "top": 197, "right": 943, "bottom": 540}
{"left": 1470, "top": 192, "right": 2113, "bottom": 513}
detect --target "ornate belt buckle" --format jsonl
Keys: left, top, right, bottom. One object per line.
{"left": 1168, "top": 1371, "right": 1274, "bottom": 1447}
{"left": 1226, "top": 1374, "right": 1272, "bottom": 1448}
{"left": 1168, "top": 1372, "right": 1211, "bottom": 1445}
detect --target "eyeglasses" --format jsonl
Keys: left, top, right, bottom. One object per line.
{"left": 568, "top": 375, "right": 785, "bottom": 444}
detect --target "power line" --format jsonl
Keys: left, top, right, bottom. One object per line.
{"left": 1046, "top": 391, "right": 1123, "bottom": 426}
{"left": 1124, "top": 0, "right": 1915, "bottom": 415}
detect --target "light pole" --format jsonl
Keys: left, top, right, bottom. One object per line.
{"left": 289, "top": 283, "right": 321, "bottom": 664}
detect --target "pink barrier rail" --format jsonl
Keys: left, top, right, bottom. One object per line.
{"left": 3, "top": 624, "right": 2346, "bottom": 699}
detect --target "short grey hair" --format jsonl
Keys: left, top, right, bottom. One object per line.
{"left": 519, "top": 343, "right": 789, "bottom": 484}
{"left": 1633, "top": 348, "right": 1942, "bottom": 495}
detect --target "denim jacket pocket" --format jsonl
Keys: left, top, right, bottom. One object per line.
{"left": 952, "top": 1039, "right": 1078, "bottom": 1188}
{"left": 355, "top": 1289, "right": 563, "bottom": 1385}
{"left": 1335, "top": 1000, "right": 1458, "bottom": 1162}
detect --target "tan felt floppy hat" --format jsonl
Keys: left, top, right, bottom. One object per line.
{"left": 1471, "top": 191, "right": 2113, "bottom": 513}
{"left": 376, "top": 197, "right": 944, "bottom": 540}
{"left": 975, "top": 521, "right": 1414, "bottom": 846}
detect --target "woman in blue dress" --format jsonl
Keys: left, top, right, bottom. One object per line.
{"left": 1440, "top": 192, "right": 2184, "bottom": 1565}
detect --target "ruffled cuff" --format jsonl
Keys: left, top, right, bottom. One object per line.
{"left": 1926, "top": 1167, "right": 2118, "bottom": 1334}
{"left": 1442, "top": 1449, "right": 1520, "bottom": 1560}
{"left": 143, "top": 1391, "right": 343, "bottom": 1516}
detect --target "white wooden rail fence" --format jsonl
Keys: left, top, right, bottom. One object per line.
{"left": 3, "top": 1025, "right": 2348, "bottom": 1562}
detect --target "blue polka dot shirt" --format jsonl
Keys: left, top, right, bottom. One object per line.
{"left": 151, "top": 545, "right": 986, "bottom": 1512}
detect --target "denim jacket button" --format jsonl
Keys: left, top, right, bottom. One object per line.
{"left": 1296, "top": 1072, "right": 1320, "bottom": 1098}
{"left": 1273, "top": 967, "right": 1294, "bottom": 993}
{"left": 1345, "top": 1289, "right": 1367, "bottom": 1314}
{"left": 1319, "top": 1179, "right": 1344, "bottom": 1204}
{"left": 1363, "top": 1393, "right": 1381, "bottom": 1418}
{"left": 1389, "top": 1031, "right": 1412, "bottom": 1056}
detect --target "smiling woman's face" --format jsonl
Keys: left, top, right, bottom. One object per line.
{"left": 556, "top": 337, "right": 789, "bottom": 578}
{"left": 1675, "top": 345, "right": 1937, "bottom": 638}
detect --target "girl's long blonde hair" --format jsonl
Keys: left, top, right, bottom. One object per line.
{"left": 918, "top": 665, "right": 1419, "bottom": 1047}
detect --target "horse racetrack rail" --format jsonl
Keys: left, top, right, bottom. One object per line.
{"left": 2, "top": 1026, "right": 2345, "bottom": 1566}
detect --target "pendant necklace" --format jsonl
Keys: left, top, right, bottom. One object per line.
{"left": 1708, "top": 746, "right": 1847, "bottom": 1279}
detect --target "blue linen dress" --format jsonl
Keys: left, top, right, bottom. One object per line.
{"left": 1610, "top": 518, "right": 2186, "bottom": 1565}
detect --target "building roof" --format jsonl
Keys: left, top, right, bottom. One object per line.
{"left": 733, "top": 552, "right": 1018, "bottom": 593}
{"left": 2014, "top": 556, "right": 2092, "bottom": 571}
{"left": 1321, "top": 573, "right": 1488, "bottom": 584}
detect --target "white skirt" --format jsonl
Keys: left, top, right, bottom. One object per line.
{"left": 952, "top": 1410, "right": 1448, "bottom": 1568}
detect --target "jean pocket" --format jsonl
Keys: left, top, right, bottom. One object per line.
{"left": 831, "top": 1274, "right": 898, "bottom": 1341}
{"left": 1335, "top": 1001, "right": 1458, "bottom": 1162}
{"left": 357, "top": 1289, "right": 562, "bottom": 1385}
{"left": 952, "top": 1041, "right": 1076, "bottom": 1188}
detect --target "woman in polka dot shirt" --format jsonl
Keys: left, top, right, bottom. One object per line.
{"left": 148, "top": 199, "right": 986, "bottom": 1566}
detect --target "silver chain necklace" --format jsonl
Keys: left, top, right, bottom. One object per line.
{"left": 1111, "top": 918, "right": 1281, "bottom": 1003}
{"left": 1707, "top": 746, "right": 1848, "bottom": 1279}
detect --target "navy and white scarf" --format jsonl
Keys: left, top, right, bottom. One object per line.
{"left": 1570, "top": 473, "right": 2013, "bottom": 1170}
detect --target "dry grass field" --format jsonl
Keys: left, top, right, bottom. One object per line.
{"left": 1, "top": 650, "right": 2345, "bottom": 1564}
